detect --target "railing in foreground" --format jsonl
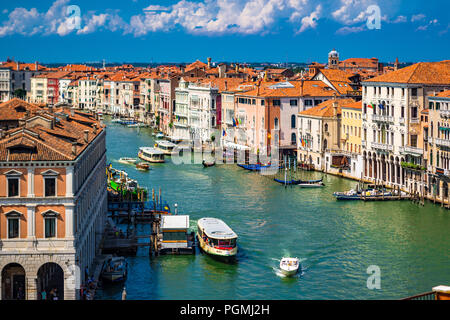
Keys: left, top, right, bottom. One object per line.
{"left": 401, "top": 291, "right": 436, "bottom": 301}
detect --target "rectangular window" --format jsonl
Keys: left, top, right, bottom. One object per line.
{"left": 411, "top": 88, "right": 418, "bottom": 97}
{"left": 8, "top": 178, "right": 19, "bottom": 197}
{"left": 273, "top": 100, "right": 280, "bottom": 106}
{"left": 45, "top": 218, "right": 56, "bottom": 238}
{"left": 261, "top": 100, "right": 265, "bottom": 106}
{"left": 8, "top": 218, "right": 19, "bottom": 239}
{"left": 290, "top": 99, "right": 298, "bottom": 106}
{"left": 305, "top": 100, "right": 312, "bottom": 106}
{"left": 44, "top": 177, "right": 56, "bottom": 197}
{"left": 411, "top": 135, "right": 418, "bottom": 148}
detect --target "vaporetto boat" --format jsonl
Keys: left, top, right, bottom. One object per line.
{"left": 197, "top": 217, "right": 238, "bottom": 261}
{"left": 138, "top": 147, "right": 165, "bottom": 163}
{"left": 155, "top": 140, "right": 177, "bottom": 156}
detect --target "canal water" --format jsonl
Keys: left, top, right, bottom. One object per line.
{"left": 98, "top": 119, "right": 450, "bottom": 300}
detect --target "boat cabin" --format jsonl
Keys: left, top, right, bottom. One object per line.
{"left": 197, "top": 218, "right": 237, "bottom": 250}
{"left": 138, "top": 147, "right": 165, "bottom": 163}
{"left": 155, "top": 140, "right": 177, "bottom": 155}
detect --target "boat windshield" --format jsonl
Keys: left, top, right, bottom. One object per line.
{"left": 205, "top": 237, "right": 236, "bottom": 249}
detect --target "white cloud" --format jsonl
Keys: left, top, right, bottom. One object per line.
{"left": 411, "top": 14, "right": 426, "bottom": 22}
{"left": 297, "top": 4, "right": 321, "bottom": 33}
{"left": 392, "top": 15, "right": 407, "bottom": 23}
{"left": 331, "top": 0, "right": 378, "bottom": 25}
{"left": 336, "top": 25, "right": 365, "bottom": 35}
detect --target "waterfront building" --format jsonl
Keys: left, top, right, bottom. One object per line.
{"left": 333, "top": 100, "right": 363, "bottom": 179}
{"left": 233, "top": 80, "right": 339, "bottom": 156}
{"left": 427, "top": 90, "right": 450, "bottom": 203}
{"left": 0, "top": 99, "right": 107, "bottom": 300}
{"left": 297, "top": 98, "right": 355, "bottom": 171}
{"left": 0, "top": 61, "right": 46, "bottom": 102}
{"left": 361, "top": 61, "right": 450, "bottom": 193}
{"left": 174, "top": 79, "right": 191, "bottom": 140}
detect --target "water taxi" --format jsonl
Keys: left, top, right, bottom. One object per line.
{"left": 197, "top": 218, "right": 238, "bottom": 261}
{"left": 155, "top": 132, "right": 164, "bottom": 139}
{"left": 136, "top": 162, "right": 150, "bottom": 171}
{"left": 279, "top": 257, "right": 300, "bottom": 276}
{"left": 101, "top": 257, "right": 128, "bottom": 282}
{"left": 155, "top": 140, "right": 177, "bottom": 156}
{"left": 138, "top": 147, "right": 165, "bottom": 163}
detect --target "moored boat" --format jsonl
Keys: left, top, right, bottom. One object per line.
{"left": 274, "top": 178, "right": 323, "bottom": 186}
{"left": 138, "top": 147, "right": 165, "bottom": 163}
{"left": 155, "top": 140, "right": 177, "bottom": 156}
{"left": 197, "top": 218, "right": 238, "bottom": 261}
{"left": 101, "top": 257, "right": 128, "bottom": 282}
{"left": 155, "top": 132, "right": 164, "bottom": 139}
{"left": 279, "top": 257, "right": 300, "bottom": 276}
{"left": 202, "top": 159, "right": 216, "bottom": 167}
{"left": 297, "top": 181, "right": 325, "bottom": 188}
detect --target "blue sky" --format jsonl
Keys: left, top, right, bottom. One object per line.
{"left": 0, "top": 0, "right": 448, "bottom": 64}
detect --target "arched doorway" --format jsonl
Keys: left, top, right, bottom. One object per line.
{"left": 1, "top": 263, "right": 26, "bottom": 300}
{"left": 37, "top": 263, "right": 64, "bottom": 300}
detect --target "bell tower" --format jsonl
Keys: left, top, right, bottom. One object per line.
{"left": 328, "top": 48, "right": 339, "bottom": 69}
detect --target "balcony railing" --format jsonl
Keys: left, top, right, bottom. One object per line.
{"left": 372, "top": 114, "right": 394, "bottom": 123}
{"left": 434, "top": 138, "right": 450, "bottom": 148}
{"left": 402, "top": 291, "right": 436, "bottom": 301}
{"left": 399, "top": 146, "right": 424, "bottom": 156}
{"left": 361, "top": 140, "right": 367, "bottom": 147}
{"left": 399, "top": 117, "right": 405, "bottom": 125}
{"left": 371, "top": 142, "right": 393, "bottom": 151}
{"left": 440, "top": 110, "right": 450, "bottom": 118}
{"left": 410, "top": 117, "right": 420, "bottom": 124}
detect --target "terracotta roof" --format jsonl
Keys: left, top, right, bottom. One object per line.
{"left": 185, "top": 60, "right": 208, "bottom": 72}
{"left": 198, "top": 78, "right": 245, "bottom": 92}
{"left": 435, "top": 90, "right": 450, "bottom": 98}
{"left": 0, "top": 100, "right": 103, "bottom": 161}
{"left": 320, "top": 69, "right": 356, "bottom": 82}
{"left": 235, "top": 80, "right": 337, "bottom": 98}
{"left": 299, "top": 98, "right": 356, "bottom": 118}
{"left": 0, "top": 61, "right": 46, "bottom": 71}
{"left": 0, "top": 98, "right": 42, "bottom": 121}
{"left": 364, "top": 61, "right": 450, "bottom": 84}
{"left": 342, "top": 100, "right": 362, "bottom": 110}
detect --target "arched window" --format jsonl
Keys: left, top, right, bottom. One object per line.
{"left": 324, "top": 123, "right": 328, "bottom": 132}
{"left": 323, "top": 139, "right": 328, "bottom": 150}
{"left": 291, "top": 132, "right": 296, "bottom": 145}
{"left": 291, "top": 115, "right": 296, "bottom": 129}
{"left": 274, "top": 117, "right": 279, "bottom": 130}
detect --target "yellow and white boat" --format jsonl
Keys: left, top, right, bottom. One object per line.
{"left": 197, "top": 217, "right": 238, "bottom": 261}
{"left": 155, "top": 140, "right": 177, "bottom": 156}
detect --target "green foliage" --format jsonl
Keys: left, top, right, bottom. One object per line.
{"left": 401, "top": 161, "right": 425, "bottom": 171}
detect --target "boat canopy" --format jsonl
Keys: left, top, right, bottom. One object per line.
{"left": 156, "top": 140, "right": 177, "bottom": 147}
{"left": 139, "top": 147, "right": 164, "bottom": 155}
{"left": 223, "top": 141, "right": 250, "bottom": 151}
{"left": 198, "top": 217, "right": 237, "bottom": 240}
{"left": 161, "top": 215, "right": 189, "bottom": 230}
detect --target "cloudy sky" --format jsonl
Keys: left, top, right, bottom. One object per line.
{"left": 0, "top": 0, "right": 448, "bottom": 63}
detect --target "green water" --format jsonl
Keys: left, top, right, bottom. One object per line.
{"left": 98, "top": 119, "right": 450, "bottom": 300}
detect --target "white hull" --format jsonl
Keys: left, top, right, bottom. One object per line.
{"left": 280, "top": 268, "right": 299, "bottom": 276}
{"left": 197, "top": 232, "right": 237, "bottom": 259}
{"left": 138, "top": 152, "right": 165, "bottom": 163}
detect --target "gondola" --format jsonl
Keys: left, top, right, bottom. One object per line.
{"left": 237, "top": 163, "right": 272, "bottom": 171}
{"left": 273, "top": 178, "right": 323, "bottom": 185}
{"left": 202, "top": 160, "right": 216, "bottom": 168}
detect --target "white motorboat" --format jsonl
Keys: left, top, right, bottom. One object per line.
{"left": 155, "top": 140, "right": 177, "bottom": 156}
{"left": 297, "top": 181, "right": 325, "bottom": 188}
{"left": 101, "top": 257, "right": 128, "bottom": 282}
{"left": 118, "top": 157, "right": 138, "bottom": 165}
{"left": 155, "top": 132, "right": 164, "bottom": 139}
{"left": 279, "top": 257, "right": 300, "bottom": 276}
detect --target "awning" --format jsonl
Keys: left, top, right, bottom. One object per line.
{"left": 223, "top": 142, "right": 250, "bottom": 151}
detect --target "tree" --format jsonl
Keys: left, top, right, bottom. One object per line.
{"left": 14, "top": 88, "right": 27, "bottom": 99}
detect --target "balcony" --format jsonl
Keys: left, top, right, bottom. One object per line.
{"left": 399, "top": 145, "right": 423, "bottom": 156}
{"left": 399, "top": 117, "right": 405, "bottom": 125}
{"left": 372, "top": 114, "right": 394, "bottom": 123}
{"left": 371, "top": 142, "right": 393, "bottom": 152}
{"left": 410, "top": 117, "right": 420, "bottom": 124}
{"left": 434, "top": 138, "right": 450, "bottom": 148}
{"left": 361, "top": 140, "right": 367, "bottom": 148}
{"left": 440, "top": 110, "right": 450, "bottom": 118}
{"left": 362, "top": 113, "right": 367, "bottom": 120}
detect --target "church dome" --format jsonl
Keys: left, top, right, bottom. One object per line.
{"left": 328, "top": 49, "right": 339, "bottom": 58}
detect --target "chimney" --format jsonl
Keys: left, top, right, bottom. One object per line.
{"left": 224, "top": 81, "right": 228, "bottom": 91}
{"left": 300, "top": 79, "right": 304, "bottom": 96}
{"left": 0, "top": 129, "right": 3, "bottom": 139}
{"left": 93, "top": 123, "right": 98, "bottom": 134}
{"left": 235, "top": 63, "right": 239, "bottom": 73}
{"left": 48, "top": 105, "right": 53, "bottom": 113}
{"left": 16, "top": 62, "right": 19, "bottom": 71}
{"left": 72, "top": 143, "right": 77, "bottom": 155}
{"left": 35, "top": 61, "right": 38, "bottom": 71}
{"left": 70, "top": 108, "right": 74, "bottom": 116}
{"left": 84, "top": 130, "right": 89, "bottom": 143}
{"left": 207, "top": 57, "right": 211, "bottom": 69}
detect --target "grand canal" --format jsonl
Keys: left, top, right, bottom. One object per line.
{"left": 98, "top": 119, "right": 450, "bottom": 300}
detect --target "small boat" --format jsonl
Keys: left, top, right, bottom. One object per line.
{"left": 101, "top": 257, "right": 127, "bottom": 282}
{"left": 138, "top": 147, "right": 165, "bottom": 163}
{"left": 155, "top": 132, "right": 164, "bottom": 139}
{"left": 136, "top": 162, "right": 150, "bottom": 171}
{"left": 274, "top": 178, "right": 323, "bottom": 186}
{"left": 202, "top": 160, "right": 215, "bottom": 168}
{"left": 279, "top": 257, "right": 300, "bottom": 277}
{"left": 197, "top": 218, "right": 238, "bottom": 262}
{"left": 237, "top": 163, "right": 272, "bottom": 171}
{"left": 297, "top": 181, "right": 325, "bottom": 188}
{"left": 155, "top": 140, "right": 177, "bottom": 156}
{"left": 118, "top": 157, "right": 138, "bottom": 165}
{"left": 111, "top": 118, "right": 122, "bottom": 123}
{"left": 127, "top": 123, "right": 147, "bottom": 128}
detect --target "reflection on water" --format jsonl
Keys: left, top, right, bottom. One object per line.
{"left": 98, "top": 119, "right": 450, "bottom": 300}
